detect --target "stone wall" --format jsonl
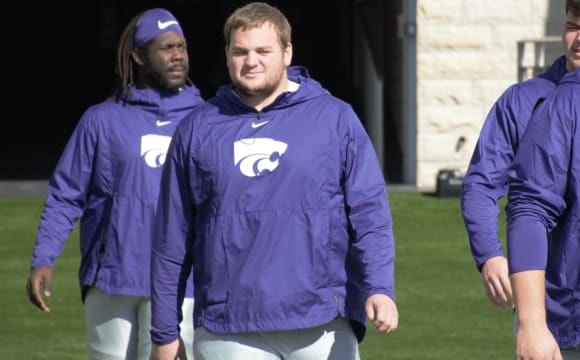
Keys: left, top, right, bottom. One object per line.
{"left": 415, "top": 0, "right": 563, "bottom": 190}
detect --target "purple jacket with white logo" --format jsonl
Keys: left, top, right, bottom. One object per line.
{"left": 507, "top": 68, "right": 580, "bottom": 349}
{"left": 151, "top": 66, "right": 395, "bottom": 344}
{"left": 31, "top": 85, "right": 204, "bottom": 300}
{"left": 461, "top": 56, "right": 567, "bottom": 270}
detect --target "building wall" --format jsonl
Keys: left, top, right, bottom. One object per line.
{"left": 414, "top": 0, "right": 563, "bottom": 190}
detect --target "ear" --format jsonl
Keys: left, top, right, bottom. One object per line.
{"left": 283, "top": 42, "right": 293, "bottom": 66}
{"left": 132, "top": 48, "right": 145, "bottom": 66}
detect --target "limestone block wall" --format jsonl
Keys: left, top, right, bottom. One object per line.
{"left": 415, "top": 0, "right": 563, "bottom": 190}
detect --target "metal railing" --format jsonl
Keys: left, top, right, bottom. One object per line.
{"left": 517, "top": 36, "right": 561, "bottom": 82}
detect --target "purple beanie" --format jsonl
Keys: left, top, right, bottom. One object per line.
{"left": 133, "top": 8, "right": 184, "bottom": 47}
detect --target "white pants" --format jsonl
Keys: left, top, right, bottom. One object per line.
{"left": 193, "top": 317, "right": 360, "bottom": 360}
{"left": 84, "top": 287, "right": 194, "bottom": 360}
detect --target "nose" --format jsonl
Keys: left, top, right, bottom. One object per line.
{"left": 172, "top": 48, "right": 186, "bottom": 62}
{"left": 245, "top": 51, "right": 258, "bottom": 66}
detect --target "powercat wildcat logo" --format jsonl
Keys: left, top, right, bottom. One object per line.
{"left": 141, "top": 134, "right": 172, "bottom": 168}
{"left": 234, "top": 138, "right": 288, "bottom": 177}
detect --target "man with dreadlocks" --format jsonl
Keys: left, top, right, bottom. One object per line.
{"left": 25, "top": 8, "right": 204, "bottom": 360}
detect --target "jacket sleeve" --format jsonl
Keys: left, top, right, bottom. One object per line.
{"left": 151, "top": 123, "right": 195, "bottom": 345}
{"left": 461, "top": 84, "right": 537, "bottom": 270}
{"left": 31, "top": 110, "right": 99, "bottom": 268}
{"left": 342, "top": 107, "right": 395, "bottom": 301}
{"left": 506, "top": 95, "right": 570, "bottom": 274}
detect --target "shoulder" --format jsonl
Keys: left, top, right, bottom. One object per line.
{"left": 189, "top": 100, "right": 221, "bottom": 121}
{"left": 311, "top": 94, "right": 365, "bottom": 136}
{"left": 497, "top": 75, "right": 557, "bottom": 108}
{"left": 84, "top": 97, "right": 129, "bottom": 115}
{"left": 305, "top": 89, "right": 354, "bottom": 116}
{"left": 174, "top": 101, "right": 219, "bottom": 136}
{"left": 179, "top": 85, "right": 206, "bottom": 104}
{"left": 76, "top": 99, "right": 119, "bottom": 128}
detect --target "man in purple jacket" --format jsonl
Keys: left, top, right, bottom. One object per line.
{"left": 461, "top": 1, "right": 580, "bottom": 310}
{"left": 25, "top": 8, "right": 204, "bottom": 360}
{"left": 507, "top": 5, "right": 580, "bottom": 360}
{"left": 150, "top": 2, "right": 398, "bottom": 359}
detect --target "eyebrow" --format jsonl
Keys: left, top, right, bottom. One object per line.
{"left": 231, "top": 45, "right": 274, "bottom": 51}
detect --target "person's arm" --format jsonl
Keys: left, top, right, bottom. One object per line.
{"left": 150, "top": 339, "right": 185, "bottom": 360}
{"left": 461, "top": 87, "right": 525, "bottom": 309}
{"left": 151, "top": 122, "right": 196, "bottom": 350}
{"left": 26, "top": 110, "right": 98, "bottom": 312}
{"left": 341, "top": 107, "right": 398, "bottom": 332}
{"left": 511, "top": 271, "right": 561, "bottom": 360}
{"left": 507, "top": 91, "right": 572, "bottom": 360}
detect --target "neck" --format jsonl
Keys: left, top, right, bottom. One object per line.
{"left": 239, "top": 76, "right": 290, "bottom": 111}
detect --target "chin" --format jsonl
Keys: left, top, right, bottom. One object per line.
{"left": 166, "top": 80, "right": 186, "bottom": 91}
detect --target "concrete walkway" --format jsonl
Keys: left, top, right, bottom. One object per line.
{"left": 0, "top": 180, "right": 48, "bottom": 197}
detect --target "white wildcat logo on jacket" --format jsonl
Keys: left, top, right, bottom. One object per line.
{"left": 234, "top": 138, "right": 288, "bottom": 177}
{"left": 141, "top": 134, "right": 172, "bottom": 168}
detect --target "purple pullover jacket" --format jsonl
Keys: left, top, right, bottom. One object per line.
{"left": 151, "top": 66, "right": 395, "bottom": 345}
{"left": 31, "top": 85, "right": 204, "bottom": 300}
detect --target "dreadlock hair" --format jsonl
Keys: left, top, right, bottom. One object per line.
{"left": 111, "top": 11, "right": 193, "bottom": 102}
{"left": 112, "top": 12, "right": 143, "bottom": 102}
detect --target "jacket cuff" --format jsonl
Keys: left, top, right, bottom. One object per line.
{"left": 507, "top": 217, "right": 547, "bottom": 274}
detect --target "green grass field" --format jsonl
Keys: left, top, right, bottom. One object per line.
{"left": 0, "top": 192, "right": 513, "bottom": 359}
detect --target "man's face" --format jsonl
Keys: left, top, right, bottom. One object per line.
{"left": 143, "top": 31, "right": 189, "bottom": 91}
{"left": 562, "top": 11, "right": 580, "bottom": 71}
{"left": 225, "top": 22, "right": 292, "bottom": 102}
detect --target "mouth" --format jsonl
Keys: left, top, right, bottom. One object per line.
{"left": 241, "top": 71, "right": 262, "bottom": 79}
{"left": 168, "top": 66, "right": 186, "bottom": 74}
{"left": 241, "top": 66, "right": 262, "bottom": 77}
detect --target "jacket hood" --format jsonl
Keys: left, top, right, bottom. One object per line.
{"left": 213, "top": 65, "right": 329, "bottom": 113}
{"left": 119, "top": 84, "right": 203, "bottom": 110}
{"left": 538, "top": 55, "right": 568, "bottom": 84}
{"left": 558, "top": 65, "right": 580, "bottom": 86}
{"left": 116, "top": 85, "right": 204, "bottom": 121}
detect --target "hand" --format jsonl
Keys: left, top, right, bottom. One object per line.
{"left": 150, "top": 339, "right": 185, "bottom": 360}
{"left": 26, "top": 266, "right": 53, "bottom": 312}
{"left": 515, "top": 323, "right": 562, "bottom": 360}
{"left": 481, "top": 256, "right": 513, "bottom": 309}
{"left": 365, "top": 294, "right": 398, "bottom": 333}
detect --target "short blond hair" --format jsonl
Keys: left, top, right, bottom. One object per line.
{"left": 223, "top": 2, "right": 292, "bottom": 50}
